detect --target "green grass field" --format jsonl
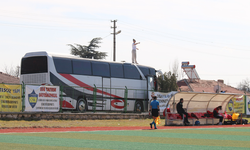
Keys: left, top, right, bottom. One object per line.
{"left": 1, "top": 127, "right": 250, "bottom": 150}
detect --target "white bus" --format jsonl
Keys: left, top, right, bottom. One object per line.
{"left": 20, "top": 51, "right": 157, "bottom": 112}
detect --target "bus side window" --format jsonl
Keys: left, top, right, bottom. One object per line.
{"left": 138, "top": 66, "right": 150, "bottom": 77}
{"left": 110, "top": 63, "right": 124, "bottom": 78}
{"left": 72, "top": 59, "right": 92, "bottom": 75}
{"left": 149, "top": 68, "right": 156, "bottom": 76}
{"left": 124, "top": 65, "right": 140, "bottom": 79}
{"left": 92, "top": 62, "right": 110, "bottom": 77}
{"left": 53, "top": 57, "right": 72, "bottom": 74}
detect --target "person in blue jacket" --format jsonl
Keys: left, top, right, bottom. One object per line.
{"left": 149, "top": 96, "right": 160, "bottom": 129}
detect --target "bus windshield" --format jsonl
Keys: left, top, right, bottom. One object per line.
{"left": 21, "top": 56, "right": 48, "bottom": 74}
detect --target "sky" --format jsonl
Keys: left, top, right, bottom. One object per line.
{"left": 0, "top": 0, "right": 250, "bottom": 88}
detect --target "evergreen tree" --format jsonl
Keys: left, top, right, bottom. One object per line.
{"left": 157, "top": 71, "right": 178, "bottom": 92}
{"left": 68, "top": 37, "right": 107, "bottom": 59}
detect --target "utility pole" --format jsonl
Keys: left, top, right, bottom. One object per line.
{"left": 111, "top": 20, "right": 121, "bottom": 62}
{"left": 111, "top": 20, "right": 117, "bottom": 61}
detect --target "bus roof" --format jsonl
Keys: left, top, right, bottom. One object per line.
{"left": 23, "top": 51, "right": 156, "bottom": 69}
{"left": 23, "top": 51, "right": 77, "bottom": 58}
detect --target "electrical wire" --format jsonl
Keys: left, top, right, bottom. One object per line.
{"left": 1, "top": 10, "right": 248, "bottom": 51}
{"left": 0, "top": 11, "right": 249, "bottom": 60}
{"left": 199, "top": 74, "right": 250, "bottom": 77}
{"left": 122, "top": 31, "right": 249, "bottom": 60}
{"left": 0, "top": 9, "right": 110, "bottom": 21}
{"left": 1, "top": 11, "right": 249, "bottom": 52}
{"left": 102, "top": 34, "right": 111, "bottom": 39}
{"left": 0, "top": 21, "right": 109, "bottom": 32}
{"left": 119, "top": 21, "right": 250, "bottom": 51}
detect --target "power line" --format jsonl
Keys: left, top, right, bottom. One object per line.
{"left": 200, "top": 74, "right": 250, "bottom": 76}
{"left": 0, "top": 22, "right": 109, "bottom": 32}
{"left": 102, "top": 34, "right": 111, "bottom": 39}
{"left": 0, "top": 9, "right": 110, "bottom": 21}
{"left": 119, "top": 21, "right": 250, "bottom": 51}
{"left": 120, "top": 20, "right": 246, "bottom": 47}
{"left": 1, "top": 10, "right": 249, "bottom": 50}
{"left": 122, "top": 31, "right": 250, "bottom": 60}
{"left": 0, "top": 14, "right": 108, "bottom": 27}
{"left": 1, "top": 11, "right": 249, "bottom": 51}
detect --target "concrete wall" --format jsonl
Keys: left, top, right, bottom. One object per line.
{"left": 0, "top": 112, "right": 149, "bottom": 120}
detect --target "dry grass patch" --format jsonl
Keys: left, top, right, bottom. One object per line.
{"left": 0, "top": 119, "right": 165, "bottom": 128}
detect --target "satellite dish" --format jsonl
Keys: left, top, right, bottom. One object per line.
{"left": 214, "top": 85, "right": 221, "bottom": 93}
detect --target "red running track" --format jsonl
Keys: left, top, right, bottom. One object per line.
{"left": 0, "top": 124, "right": 250, "bottom": 133}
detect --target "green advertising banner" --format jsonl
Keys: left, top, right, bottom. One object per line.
{"left": 246, "top": 96, "right": 250, "bottom": 115}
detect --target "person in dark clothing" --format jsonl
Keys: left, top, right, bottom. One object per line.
{"left": 213, "top": 106, "right": 223, "bottom": 125}
{"left": 176, "top": 98, "right": 189, "bottom": 125}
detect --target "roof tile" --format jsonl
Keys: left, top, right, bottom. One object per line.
{"left": 177, "top": 79, "right": 245, "bottom": 94}
{"left": 0, "top": 72, "right": 20, "bottom": 84}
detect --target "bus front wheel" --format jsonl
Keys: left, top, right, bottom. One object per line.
{"left": 77, "top": 98, "right": 87, "bottom": 112}
{"left": 135, "top": 101, "right": 143, "bottom": 113}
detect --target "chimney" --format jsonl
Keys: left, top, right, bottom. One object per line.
{"left": 218, "top": 79, "right": 224, "bottom": 84}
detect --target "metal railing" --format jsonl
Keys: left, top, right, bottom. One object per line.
{"left": 58, "top": 85, "right": 150, "bottom": 113}
{"left": 0, "top": 83, "right": 151, "bottom": 113}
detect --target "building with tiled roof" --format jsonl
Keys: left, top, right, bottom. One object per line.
{"left": 177, "top": 79, "right": 246, "bottom": 95}
{"left": 179, "top": 61, "right": 247, "bottom": 95}
{"left": 0, "top": 72, "right": 20, "bottom": 84}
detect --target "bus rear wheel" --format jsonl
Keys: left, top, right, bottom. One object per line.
{"left": 135, "top": 101, "right": 143, "bottom": 113}
{"left": 77, "top": 98, "right": 87, "bottom": 112}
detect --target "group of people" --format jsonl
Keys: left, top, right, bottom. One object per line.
{"left": 149, "top": 97, "right": 224, "bottom": 129}
{"left": 176, "top": 99, "right": 223, "bottom": 125}
{"left": 176, "top": 99, "right": 224, "bottom": 125}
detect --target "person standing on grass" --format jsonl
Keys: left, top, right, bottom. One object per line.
{"left": 149, "top": 96, "right": 159, "bottom": 129}
{"left": 132, "top": 39, "right": 140, "bottom": 64}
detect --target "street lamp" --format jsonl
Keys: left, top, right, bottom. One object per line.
{"left": 116, "top": 30, "right": 121, "bottom": 34}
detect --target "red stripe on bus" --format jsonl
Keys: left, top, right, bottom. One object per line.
{"left": 60, "top": 74, "right": 125, "bottom": 109}
{"left": 111, "top": 99, "right": 124, "bottom": 109}
{"left": 59, "top": 74, "right": 121, "bottom": 99}
{"left": 62, "top": 100, "right": 74, "bottom": 109}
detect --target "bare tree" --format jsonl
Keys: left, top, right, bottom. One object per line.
{"left": 3, "top": 65, "right": 20, "bottom": 78}
{"left": 169, "top": 59, "right": 181, "bottom": 80}
{"left": 237, "top": 78, "right": 250, "bottom": 92}
{"left": 172, "top": 59, "right": 179, "bottom": 76}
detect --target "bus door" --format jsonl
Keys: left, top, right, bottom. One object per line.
{"left": 147, "top": 76, "right": 155, "bottom": 111}
{"left": 147, "top": 76, "right": 155, "bottom": 91}
{"left": 102, "top": 77, "right": 111, "bottom": 111}
{"left": 62, "top": 86, "right": 77, "bottom": 110}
